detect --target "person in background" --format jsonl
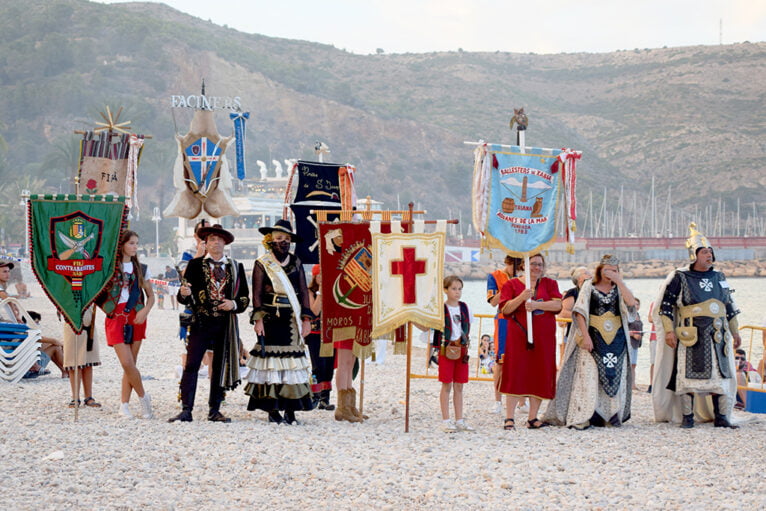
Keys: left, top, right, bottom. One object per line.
{"left": 628, "top": 298, "right": 644, "bottom": 391}
{"left": 486, "top": 255, "right": 522, "bottom": 414}
{"left": 557, "top": 266, "right": 592, "bottom": 368}
{"left": 23, "top": 310, "right": 65, "bottom": 379}
{"left": 306, "top": 264, "right": 335, "bottom": 411}
{"left": 165, "top": 265, "right": 179, "bottom": 310}
{"left": 735, "top": 348, "right": 761, "bottom": 410}
{"left": 433, "top": 276, "right": 475, "bottom": 432}
{"left": 479, "top": 334, "right": 493, "bottom": 374}
{"left": 61, "top": 306, "right": 101, "bottom": 408}
{"left": 647, "top": 301, "right": 658, "bottom": 393}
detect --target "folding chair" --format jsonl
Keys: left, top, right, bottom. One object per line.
{"left": 0, "top": 298, "right": 42, "bottom": 383}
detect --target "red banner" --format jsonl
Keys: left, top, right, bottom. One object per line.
{"left": 318, "top": 222, "right": 373, "bottom": 359}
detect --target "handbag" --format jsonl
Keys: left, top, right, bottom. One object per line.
{"left": 445, "top": 341, "right": 462, "bottom": 361}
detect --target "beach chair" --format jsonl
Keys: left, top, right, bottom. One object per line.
{"left": 0, "top": 298, "right": 42, "bottom": 383}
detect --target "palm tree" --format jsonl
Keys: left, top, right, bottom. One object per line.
{"left": 0, "top": 176, "right": 47, "bottom": 252}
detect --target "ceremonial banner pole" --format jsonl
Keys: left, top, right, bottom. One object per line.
{"left": 359, "top": 357, "right": 365, "bottom": 417}
{"left": 73, "top": 177, "right": 81, "bottom": 422}
{"left": 405, "top": 321, "right": 413, "bottom": 433}
{"left": 517, "top": 123, "right": 534, "bottom": 347}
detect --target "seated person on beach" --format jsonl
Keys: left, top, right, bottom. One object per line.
{"left": 23, "top": 310, "right": 66, "bottom": 379}
{"left": 735, "top": 349, "right": 761, "bottom": 410}
{"left": 479, "top": 334, "right": 494, "bottom": 374}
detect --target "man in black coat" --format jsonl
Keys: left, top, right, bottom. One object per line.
{"left": 169, "top": 224, "right": 250, "bottom": 423}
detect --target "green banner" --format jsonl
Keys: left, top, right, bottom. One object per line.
{"left": 28, "top": 194, "right": 126, "bottom": 333}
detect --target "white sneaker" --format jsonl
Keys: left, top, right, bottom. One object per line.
{"left": 119, "top": 402, "right": 134, "bottom": 419}
{"left": 139, "top": 393, "right": 153, "bottom": 419}
{"left": 517, "top": 403, "right": 529, "bottom": 414}
{"left": 442, "top": 419, "right": 457, "bottom": 433}
{"left": 456, "top": 419, "right": 475, "bottom": 432}
{"left": 491, "top": 401, "right": 502, "bottom": 414}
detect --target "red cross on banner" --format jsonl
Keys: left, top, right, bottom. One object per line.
{"left": 371, "top": 228, "right": 446, "bottom": 338}
{"left": 390, "top": 247, "right": 426, "bottom": 304}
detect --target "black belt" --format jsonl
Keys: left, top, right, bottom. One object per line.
{"left": 264, "top": 294, "right": 291, "bottom": 307}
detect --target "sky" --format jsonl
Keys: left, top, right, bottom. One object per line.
{"left": 98, "top": 0, "right": 765, "bottom": 55}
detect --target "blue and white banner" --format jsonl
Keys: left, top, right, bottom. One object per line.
{"left": 230, "top": 112, "right": 249, "bottom": 180}
{"left": 486, "top": 144, "right": 563, "bottom": 255}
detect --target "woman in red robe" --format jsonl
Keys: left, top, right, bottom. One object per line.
{"left": 498, "top": 254, "right": 562, "bottom": 429}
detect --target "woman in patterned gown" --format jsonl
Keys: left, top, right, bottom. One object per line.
{"left": 544, "top": 254, "right": 637, "bottom": 429}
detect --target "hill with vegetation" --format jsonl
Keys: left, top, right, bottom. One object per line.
{"left": 0, "top": 0, "right": 764, "bottom": 250}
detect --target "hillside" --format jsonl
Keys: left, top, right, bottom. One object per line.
{"left": 0, "top": 0, "right": 764, "bottom": 248}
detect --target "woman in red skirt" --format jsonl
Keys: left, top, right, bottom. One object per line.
{"left": 99, "top": 230, "right": 155, "bottom": 419}
{"left": 498, "top": 254, "right": 561, "bottom": 429}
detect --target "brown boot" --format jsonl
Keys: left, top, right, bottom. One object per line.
{"left": 334, "top": 389, "right": 346, "bottom": 422}
{"left": 347, "top": 388, "right": 369, "bottom": 421}
{"left": 334, "top": 389, "right": 362, "bottom": 423}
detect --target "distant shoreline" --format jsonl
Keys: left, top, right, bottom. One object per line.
{"left": 447, "top": 259, "right": 766, "bottom": 281}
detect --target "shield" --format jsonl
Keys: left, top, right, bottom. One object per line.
{"left": 184, "top": 137, "right": 222, "bottom": 196}
{"left": 29, "top": 195, "right": 126, "bottom": 333}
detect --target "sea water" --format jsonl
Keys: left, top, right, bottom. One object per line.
{"left": 460, "top": 277, "right": 764, "bottom": 385}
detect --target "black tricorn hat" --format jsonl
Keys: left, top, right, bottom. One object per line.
{"left": 259, "top": 219, "right": 301, "bottom": 242}
{"left": 196, "top": 224, "right": 234, "bottom": 245}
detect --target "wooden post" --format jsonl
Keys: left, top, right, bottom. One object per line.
{"left": 525, "top": 254, "right": 534, "bottom": 347}
{"left": 405, "top": 322, "right": 412, "bottom": 433}
{"left": 74, "top": 324, "right": 80, "bottom": 422}
{"left": 359, "top": 356, "right": 365, "bottom": 416}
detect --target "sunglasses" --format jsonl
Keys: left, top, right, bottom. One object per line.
{"left": 734, "top": 356, "right": 744, "bottom": 361}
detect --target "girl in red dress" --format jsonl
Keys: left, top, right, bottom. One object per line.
{"left": 498, "top": 254, "right": 561, "bottom": 429}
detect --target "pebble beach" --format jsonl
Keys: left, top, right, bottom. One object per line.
{"left": 3, "top": 281, "right": 765, "bottom": 510}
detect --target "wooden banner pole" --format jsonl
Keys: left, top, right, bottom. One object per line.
{"left": 359, "top": 356, "right": 365, "bottom": 416}
{"left": 405, "top": 322, "right": 413, "bottom": 433}
{"left": 525, "top": 254, "right": 534, "bottom": 347}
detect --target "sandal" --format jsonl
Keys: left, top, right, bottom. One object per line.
{"left": 83, "top": 397, "right": 102, "bottom": 408}
{"left": 68, "top": 399, "right": 80, "bottom": 408}
{"left": 527, "top": 418, "right": 549, "bottom": 429}
{"left": 503, "top": 418, "right": 515, "bottom": 430}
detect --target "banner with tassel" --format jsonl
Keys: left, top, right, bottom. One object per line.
{"left": 230, "top": 111, "right": 249, "bottom": 180}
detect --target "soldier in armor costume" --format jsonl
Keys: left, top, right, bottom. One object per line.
{"left": 652, "top": 223, "right": 741, "bottom": 429}
{"left": 169, "top": 224, "right": 250, "bottom": 423}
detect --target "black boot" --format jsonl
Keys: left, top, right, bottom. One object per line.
{"left": 680, "top": 414, "right": 694, "bottom": 429}
{"left": 712, "top": 394, "right": 739, "bottom": 429}
{"left": 168, "top": 409, "right": 193, "bottom": 423}
{"left": 284, "top": 410, "right": 298, "bottom": 425}
{"left": 268, "top": 410, "right": 284, "bottom": 424}
{"left": 320, "top": 389, "right": 335, "bottom": 411}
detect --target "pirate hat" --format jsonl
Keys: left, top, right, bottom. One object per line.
{"left": 197, "top": 224, "right": 234, "bottom": 245}
{"left": 0, "top": 260, "right": 15, "bottom": 270}
{"left": 259, "top": 219, "right": 302, "bottom": 242}
{"left": 685, "top": 222, "right": 714, "bottom": 262}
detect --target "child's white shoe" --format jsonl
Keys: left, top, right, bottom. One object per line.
{"left": 491, "top": 401, "right": 502, "bottom": 414}
{"left": 456, "top": 419, "right": 475, "bottom": 432}
{"left": 139, "top": 393, "right": 153, "bottom": 419}
{"left": 119, "top": 402, "right": 133, "bottom": 419}
{"left": 442, "top": 419, "right": 457, "bottom": 433}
